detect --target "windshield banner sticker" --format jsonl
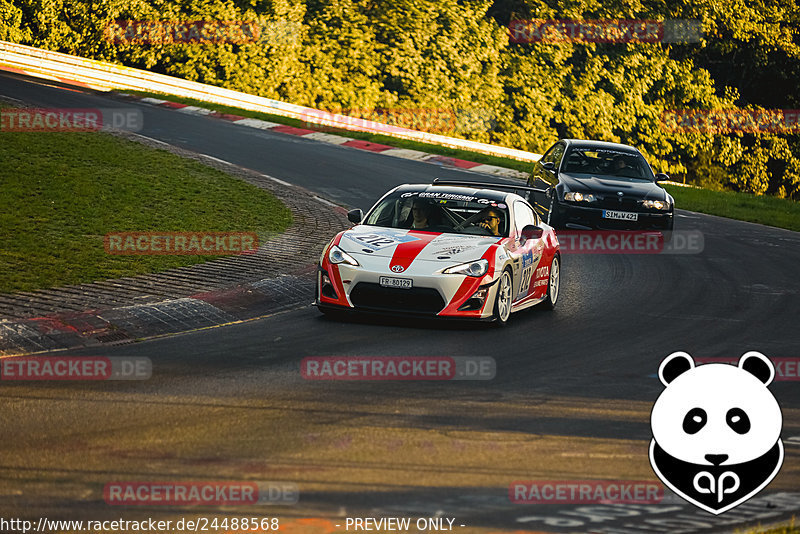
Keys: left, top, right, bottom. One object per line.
{"left": 411, "top": 191, "right": 480, "bottom": 202}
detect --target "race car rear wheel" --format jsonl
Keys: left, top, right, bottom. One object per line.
{"left": 539, "top": 255, "right": 560, "bottom": 310}
{"left": 493, "top": 269, "right": 513, "bottom": 326}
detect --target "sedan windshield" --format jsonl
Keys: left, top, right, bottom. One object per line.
{"left": 363, "top": 190, "right": 509, "bottom": 237}
{"left": 562, "top": 148, "right": 655, "bottom": 181}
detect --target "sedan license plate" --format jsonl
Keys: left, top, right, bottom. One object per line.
{"left": 379, "top": 276, "right": 413, "bottom": 289}
{"left": 602, "top": 210, "right": 638, "bottom": 221}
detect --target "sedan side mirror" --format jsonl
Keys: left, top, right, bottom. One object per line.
{"left": 520, "top": 224, "right": 544, "bottom": 245}
{"left": 541, "top": 161, "right": 556, "bottom": 172}
{"left": 655, "top": 173, "right": 669, "bottom": 182}
{"left": 347, "top": 209, "right": 363, "bottom": 224}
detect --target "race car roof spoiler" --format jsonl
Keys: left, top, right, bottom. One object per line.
{"left": 432, "top": 178, "right": 548, "bottom": 196}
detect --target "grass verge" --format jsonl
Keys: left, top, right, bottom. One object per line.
{"left": 0, "top": 122, "right": 292, "bottom": 294}
{"left": 664, "top": 185, "right": 800, "bottom": 232}
{"left": 743, "top": 518, "right": 798, "bottom": 533}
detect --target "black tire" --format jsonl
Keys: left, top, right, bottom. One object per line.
{"left": 548, "top": 198, "right": 563, "bottom": 228}
{"left": 493, "top": 269, "right": 513, "bottom": 326}
{"left": 539, "top": 254, "right": 560, "bottom": 310}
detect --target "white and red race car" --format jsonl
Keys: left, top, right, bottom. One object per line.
{"left": 315, "top": 181, "right": 561, "bottom": 325}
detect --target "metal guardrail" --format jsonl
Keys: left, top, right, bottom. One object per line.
{"left": 0, "top": 40, "right": 542, "bottom": 163}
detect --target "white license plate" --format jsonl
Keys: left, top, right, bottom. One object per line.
{"left": 602, "top": 210, "right": 639, "bottom": 221}
{"left": 379, "top": 276, "right": 413, "bottom": 289}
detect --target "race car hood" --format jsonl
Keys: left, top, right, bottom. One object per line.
{"left": 339, "top": 225, "right": 501, "bottom": 264}
{"left": 561, "top": 173, "right": 668, "bottom": 200}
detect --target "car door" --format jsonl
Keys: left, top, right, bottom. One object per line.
{"left": 510, "top": 201, "right": 542, "bottom": 303}
{"left": 528, "top": 141, "right": 566, "bottom": 219}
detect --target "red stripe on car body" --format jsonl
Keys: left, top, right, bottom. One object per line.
{"left": 388, "top": 231, "right": 441, "bottom": 271}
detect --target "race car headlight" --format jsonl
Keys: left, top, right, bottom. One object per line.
{"left": 328, "top": 245, "right": 359, "bottom": 266}
{"left": 443, "top": 259, "right": 489, "bottom": 277}
{"left": 642, "top": 199, "right": 670, "bottom": 210}
{"left": 564, "top": 192, "right": 597, "bottom": 202}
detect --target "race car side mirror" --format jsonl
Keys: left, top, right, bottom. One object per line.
{"left": 655, "top": 173, "right": 669, "bottom": 182}
{"left": 347, "top": 209, "right": 363, "bottom": 224}
{"left": 520, "top": 225, "right": 544, "bottom": 245}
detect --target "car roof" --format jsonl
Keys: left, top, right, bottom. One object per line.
{"left": 561, "top": 139, "right": 641, "bottom": 154}
{"left": 394, "top": 183, "right": 519, "bottom": 203}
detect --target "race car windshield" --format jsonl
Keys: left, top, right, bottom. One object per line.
{"left": 363, "top": 191, "right": 509, "bottom": 237}
{"left": 562, "top": 148, "right": 655, "bottom": 181}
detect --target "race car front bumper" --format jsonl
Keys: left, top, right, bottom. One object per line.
{"left": 316, "top": 263, "right": 500, "bottom": 320}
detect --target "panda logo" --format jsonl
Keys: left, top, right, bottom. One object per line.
{"left": 649, "top": 351, "right": 784, "bottom": 515}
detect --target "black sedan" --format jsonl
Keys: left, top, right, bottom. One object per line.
{"left": 527, "top": 139, "right": 674, "bottom": 231}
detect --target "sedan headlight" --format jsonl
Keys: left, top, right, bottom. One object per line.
{"left": 642, "top": 199, "right": 670, "bottom": 210}
{"left": 443, "top": 259, "right": 489, "bottom": 277}
{"left": 564, "top": 191, "right": 597, "bottom": 202}
{"left": 328, "top": 245, "right": 359, "bottom": 266}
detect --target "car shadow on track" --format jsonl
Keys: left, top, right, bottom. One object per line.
{"left": 314, "top": 305, "right": 553, "bottom": 331}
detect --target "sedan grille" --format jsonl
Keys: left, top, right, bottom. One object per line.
{"left": 596, "top": 195, "right": 640, "bottom": 211}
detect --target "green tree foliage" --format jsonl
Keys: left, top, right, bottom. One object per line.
{"left": 302, "top": 0, "right": 381, "bottom": 109}
{"left": 0, "top": 0, "right": 31, "bottom": 42}
{"left": 369, "top": 0, "right": 506, "bottom": 131}
{"left": 3, "top": 0, "right": 798, "bottom": 198}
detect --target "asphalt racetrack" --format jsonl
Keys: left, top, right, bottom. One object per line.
{"left": 1, "top": 72, "right": 799, "bottom": 534}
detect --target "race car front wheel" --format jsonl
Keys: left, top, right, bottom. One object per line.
{"left": 493, "top": 269, "right": 513, "bottom": 326}
{"left": 539, "top": 255, "right": 560, "bottom": 310}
